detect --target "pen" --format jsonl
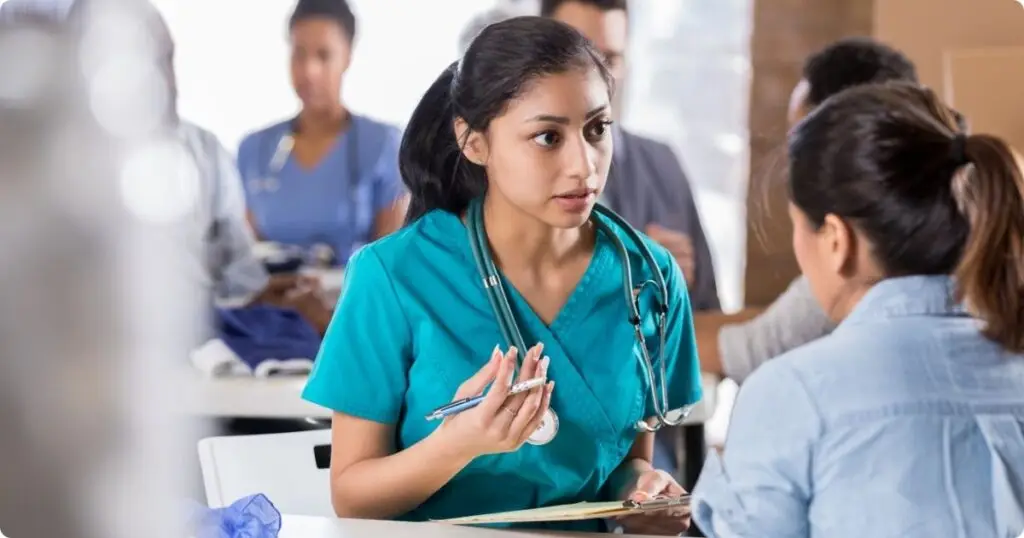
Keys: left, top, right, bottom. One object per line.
{"left": 425, "top": 377, "right": 547, "bottom": 421}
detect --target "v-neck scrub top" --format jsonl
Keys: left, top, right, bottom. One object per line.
{"left": 302, "top": 208, "right": 703, "bottom": 531}
{"left": 236, "top": 115, "right": 404, "bottom": 265}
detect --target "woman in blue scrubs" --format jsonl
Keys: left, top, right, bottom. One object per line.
{"left": 236, "top": 0, "right": 407, "bottom": 268}
{"left": 302, "top": 17, "right": 701, "bottom": 535}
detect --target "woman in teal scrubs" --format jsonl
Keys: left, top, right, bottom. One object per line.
{"left": 236, "top": 0, "right": 406, "bottom": 268}
{"left": 303, "top": 17, "right": 701, "bottom": 535}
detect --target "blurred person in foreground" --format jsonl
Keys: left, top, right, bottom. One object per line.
{"left": 542, "top": 0, "right": 720, "bottom": 312}
{"left": 693, "top": 38, "right": 923, "bottom": 384}
{"left": 692, "top": 80, "right": 1024, "bottom": 538}
{"left": 0, "top": 2, "right": 191, "bottom": 538}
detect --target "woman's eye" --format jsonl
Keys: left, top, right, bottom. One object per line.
{"left": 587, "top": 120, "right": 612, "bottom": 139}
{"left": 533, "top": 131, "right": 560, "bottom": 148}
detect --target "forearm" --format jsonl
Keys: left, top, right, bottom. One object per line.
{"left": 693, "top": 309, "right": 763, "bottom": 376}
{"left": 331, "top": 431, "right": 474, "bottom": 520}
{"left": 606, "top": 458, "right": 654, "bottom": 501}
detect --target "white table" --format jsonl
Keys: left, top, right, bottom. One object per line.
{"left": 184, "top": 370, "right": 719, "bottom": 425}
{"left": 279, "top": 514, "right": 647, "bottom": 538}
{"left": 184, "top": 371, "right": 320, "bottom": 419}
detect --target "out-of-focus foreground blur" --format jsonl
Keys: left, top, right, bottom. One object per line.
{"left": 0, "top": 1, "right": 201, "bottom": 536}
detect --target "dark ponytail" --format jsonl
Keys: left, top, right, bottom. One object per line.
{"left": 399, "top": 62, "right": 486, "bottom": 223}
{"left": 398, "top": 16, "right": 610, "bottom": 224}
{"left": 953, "top": 135, "right": 1024, "bottom": 352}
{"left": 789, "top": 81, "right": 1024, "bottom": 352}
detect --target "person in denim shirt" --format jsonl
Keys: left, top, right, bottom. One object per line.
{"left": 692, "top": 83, "right": 1024, "bottom": 538}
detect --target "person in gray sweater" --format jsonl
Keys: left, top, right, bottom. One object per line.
{"left": 696, "top": 37, "right": 923, "bottom": 383}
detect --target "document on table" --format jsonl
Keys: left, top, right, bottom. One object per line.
{"left": 435, "top": 495, "right": 691, "bottom": 525}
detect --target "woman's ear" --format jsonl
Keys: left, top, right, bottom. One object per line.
{"left": 820, "top": 213, "right": 856, "bottom": 276}
{"left": 453, "top": 118, "right": 488, "bottom": 166}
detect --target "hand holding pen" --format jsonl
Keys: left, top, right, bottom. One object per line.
{"left": 431, "top": 344, "right": 554, "bottom": 458}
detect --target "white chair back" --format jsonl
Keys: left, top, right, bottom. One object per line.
{"left": 197, "top": 429, "right": 334, "bottom": 517}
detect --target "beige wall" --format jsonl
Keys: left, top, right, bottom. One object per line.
{"left": 946, "top": 47, "right": 1024, "bottom": 149}
{"left": 875, "top": 0, "right": 1024, "bottom": 163}
{"left": 874, "top": 0, "right": 1024, "bottom": 98}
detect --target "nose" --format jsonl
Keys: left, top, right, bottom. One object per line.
{"left": 563, "top": 133, "right": 597, "bottom": 180}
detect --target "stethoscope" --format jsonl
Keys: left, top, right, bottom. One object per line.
{"left": 246, "top": 116, "right": 364, "bottom": 267}
{"left": 465, "top": 197, "right": 694, "bottom": 444}
{"left": 250, "top": 116, "right": 360, "bottom": 195}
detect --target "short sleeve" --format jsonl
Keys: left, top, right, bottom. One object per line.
{"left": 648, "top": 255, "right": 703, "bottom": 418}
{"left": 302, "top": 246, "right": 413, "bottom": 423}
{"left": 691, "top": 361, "right": 821, "bottom": 538}
{"left": 370, "top": 127, "right": 405, "bottom": 214}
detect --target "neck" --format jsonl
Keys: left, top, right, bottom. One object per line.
{"left": 298, "top": 105, "right": 349, "bottom": 136}
{"left": 482, "top": 195, "right": 593, "bottom": 273}
{"left": 825, "top": 279, "right": 877, "bottom": 324}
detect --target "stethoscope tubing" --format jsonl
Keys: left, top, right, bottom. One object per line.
{"left": 466, "top": 196, "right": 685, "bottom": 431}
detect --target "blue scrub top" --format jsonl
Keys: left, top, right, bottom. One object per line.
{"left": 302, "top": 208, "right": 703, "bottom": 532}
{"left": 236, "top": 115, "right": 405, "bottom": 265}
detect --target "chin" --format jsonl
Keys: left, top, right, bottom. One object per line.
{"left": 546, "top": 208, "right": 593, "bottom": 229}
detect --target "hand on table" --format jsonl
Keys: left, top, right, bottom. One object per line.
{"left": 645, "top": 224, "right": 695, "bottom": 288}
{"left": 435, "top": 344, "right": 554, "bottom": 459}
{"left": 258, "top": 273, "right": 322, "bottom": 304}
{"left": 616, "top": 469, "right": 691, "bottom": 536}
{"left": 276, "top": 288, "right": 332, "bottom": 334}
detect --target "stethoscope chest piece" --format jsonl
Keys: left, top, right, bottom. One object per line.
{"left": 526, "top": 408, "right": 559, "bottom": 446}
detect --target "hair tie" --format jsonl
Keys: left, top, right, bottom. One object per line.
{"left": 950, "top": 133, "right": 969, "bottom": 166}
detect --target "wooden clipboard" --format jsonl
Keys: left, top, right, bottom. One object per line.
{"left": 434, "top": 495, "right": 691, "bottom": 525}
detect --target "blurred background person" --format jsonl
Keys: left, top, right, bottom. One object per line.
{"left": 457, "top": 0, "right": 534, "bottom": 54}
{"left": 143, "top": 5, "right": 279, "bottom": 309}
{"left": 136, "top": 0, "right": 315, "bottom": 315}
{"left": 542, "top": 0, "right": 720, "bottom": 313}
{"left": 693, "top": 37, "right": 920, "bottom": 385}
{"left": 236, "top": 0, "right": 407, "bottom": 275}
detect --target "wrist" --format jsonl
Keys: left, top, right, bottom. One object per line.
{"left": 425, "top": 425, "right": 479, "bottom": 468}
{"left": 609, "top": 458, "right": 652, "bottom": 500}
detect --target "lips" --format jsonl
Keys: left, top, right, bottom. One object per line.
{"left": 552, "top": 188, "right": 597, "bottom": 214}
{"left": 554, "top": 187, "right": 596, "bottom": 199}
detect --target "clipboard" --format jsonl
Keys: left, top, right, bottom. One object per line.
{"left": 434, "top": 495, "right": 691, "bottom": 525}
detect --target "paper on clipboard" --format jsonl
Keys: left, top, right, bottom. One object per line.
{"left": 434, "top": 495, "right": 691, "bottom": 525}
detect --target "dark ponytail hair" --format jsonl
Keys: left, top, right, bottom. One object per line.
{"left": 399, "top": 16, "right": 611, "bottom": 223}
{"left": 789, "top": 82, "right": 1024, "bottom": 352}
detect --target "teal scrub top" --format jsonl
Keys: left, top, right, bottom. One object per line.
{"left": 302, "top": 208, "right": 703, "bottom": 532}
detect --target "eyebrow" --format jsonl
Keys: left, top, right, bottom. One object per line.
{"left": 526, "top": 105, "right": 609, "bottom": 125}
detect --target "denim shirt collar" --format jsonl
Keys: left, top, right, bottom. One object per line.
{"left": 839, "top": 275, "right": 967, "bottom": 328}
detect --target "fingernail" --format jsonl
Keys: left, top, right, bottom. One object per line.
{"left": 507, "top": 346, "right": 518, "bottom": 358}
{"left": 541, "top": 357, "right": 550, "bottom": 373}
{"left": 492, "top": 345, "right": 501, "bottom": 359}
{"left": 548, "top": 381, "right": 555, "bottom": 392}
